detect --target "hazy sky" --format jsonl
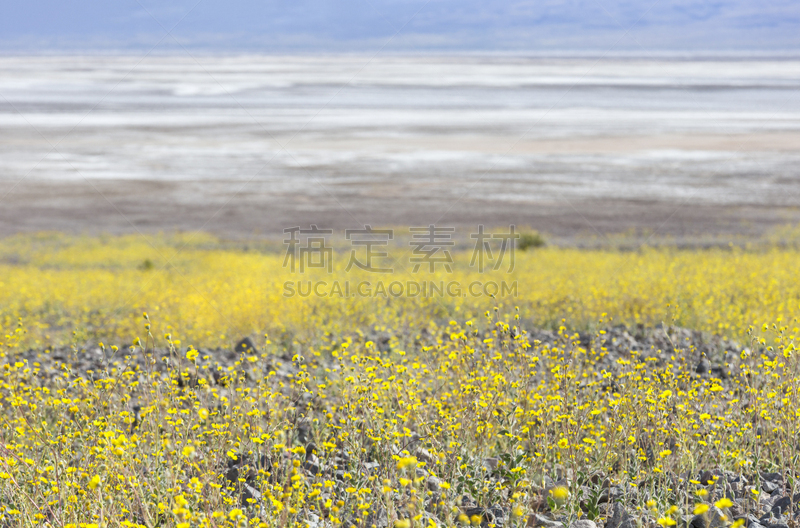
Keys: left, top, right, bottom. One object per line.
{"left": 2, "top": 0, "right": 799, "bottom": 52}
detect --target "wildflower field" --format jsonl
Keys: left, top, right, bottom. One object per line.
{"left": 1, "top": 233, "right": 800, "bottom": 528}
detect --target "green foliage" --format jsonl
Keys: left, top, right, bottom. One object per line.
{"left": 519, "top": 231, "right": 545, "bottom": 251}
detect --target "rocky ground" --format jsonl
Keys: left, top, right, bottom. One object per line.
{"left": 8, "top": 325, "right": 793, "bottom": 528}
{"left": 18, "top": 324, "right": 742, "bottom": 384}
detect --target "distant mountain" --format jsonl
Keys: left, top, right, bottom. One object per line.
{"left": 2, "top": 0, "right": 799, "bottom": 52}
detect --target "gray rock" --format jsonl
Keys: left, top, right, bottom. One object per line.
{"left": 241, "top": 483, "right": 261, "bottom": 505}
{"left": 489, "top": 505, "right": 506, "bottom": 525}
{"left": 597, "top": 486, "right": 623, "bottom": 504}
{"left": 769, "top": 496, "right": 792, "bottom": 516}
{"left": 763, "top": 493, "right": 800, "bottom": 522}
{"left": 759, "top": 511, "right": 791, "bottom": 528}
{"left": 303, "top": 454, "right": 320, "bottom": 476}
{"left": 699, "top": 470, "right": 717, "bottom": 486}
{"left": 570, "top": 521, "right": 597, "bottom": 528}
{"left": 235, "top": 337, "right": 258, "bottom": 353}
{"left": 761, "top": 473, "right": 783, "bottom": 484}
{"left": 483, "top": 457, "right": 500, "bottom": 471}
{"left": 607, "top": 502, "right": 636, "bottom": 528}
{"left": 426, "top": 475, "right": 441, "bottom": 492}
{"left": 365, "top": 507, "right": 388, "bottom": 528}
{"left": 696, "top": 357, "right": 710, "bottom": 375}
{"left": 733, "top": 514, "right": 761, "bottom": 527}
{"left": 303, "top": 512, "right": 323, "bottom": 528}
{"left": 690, "top": 506, "right": 727, "bottom": 528}
{"left": 416, "top": 447, "right": 433, "bottom": 464}
{"left": 762, "top": 481, "right": 780, "bottom": 494}
{"left": 530, "top": 514, "right": 565, "bottom": 528}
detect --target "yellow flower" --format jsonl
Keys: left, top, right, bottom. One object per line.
{"left": 394, "top": 521, "right": 411, "bottom": 528}
{"left": 87, "top": 475, "right": 101, "bottom": 491}
{"left": 715, "top": 498, "right": 734, "bottom": 509}
{"left": 694, "top": 504, "right": 709, "bottom": 515}
{"left": 550, "top": 486, "right": 569, "bottom": 502}
{"left": 397, "top": 456, "right": 417, "bottom": 470}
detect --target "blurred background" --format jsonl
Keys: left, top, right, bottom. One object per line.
{"left": 1, "top": 0, "right": 799, "bottom": 245}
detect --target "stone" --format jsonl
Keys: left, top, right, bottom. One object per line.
{"left": 607, "top": 502, "right": 636, "bottom": 528}
{"left": 733, "top": 514, "right": 760, "bottom": 527}
{"left": 528, "top": 514, "right": 565, "bottom": 528}
{"left": 416, "top": 447, "right": 434, "bottom": 464}
{"left": 762, "top": 481, "right": 780, "bottom": 494}
{"left": 241, "top": 483, "right": 261, "bottom": 505}
{"left": 767, "top": 493, "right": 800, "bottom": 518}
{"left": 483, "top": 457, "right": 500, "bottom": 471}
{"left": 303, "top": 512, "right": 322, "bottom": 528}
{"left": 696, "top": 357, "right": 710, "bottom": 375}
{"left": 698, "top": 470, "right": 717, "bottom": 486}
{"left": 489, "top": 505, "right": 506, "bottom": 525}
{"left": 461, "top": 495, "right": 477, "bottom": 509}
{"left": 426, "top": 475, "right": 441, "bottom": 492}
{"left": 303, "top": 454, "right": 320, "bottom": 476}
{"left": 235, "top": 337, "right": 258, "bottom": 354}
{"left": 365, "top": 507, "right": 389, "bottom": 528}
{"left": 689, "top": 506, "right": 727, "bottom": 528}
{"left": 570, "top": 520, "right": 598, "bottom": 528}
{"left": 597, "top": 486, "right": 623, "bottom": 504}
{"left": 770, "top": 497, "right": 792, "bottom": 516}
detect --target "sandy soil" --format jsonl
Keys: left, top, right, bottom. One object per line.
{"left": 2, "top": 56, "right": 800, "bottom": 244}
{"left": 2, "top": 174, "right": 799, "bottom": 244}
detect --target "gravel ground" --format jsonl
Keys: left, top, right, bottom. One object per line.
{"left": 8, "top": 325, "right": 795, "bottom": 528}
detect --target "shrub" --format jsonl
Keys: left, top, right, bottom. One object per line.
{"left": 518, "top": 231, "right": 545, "bottom": 251}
